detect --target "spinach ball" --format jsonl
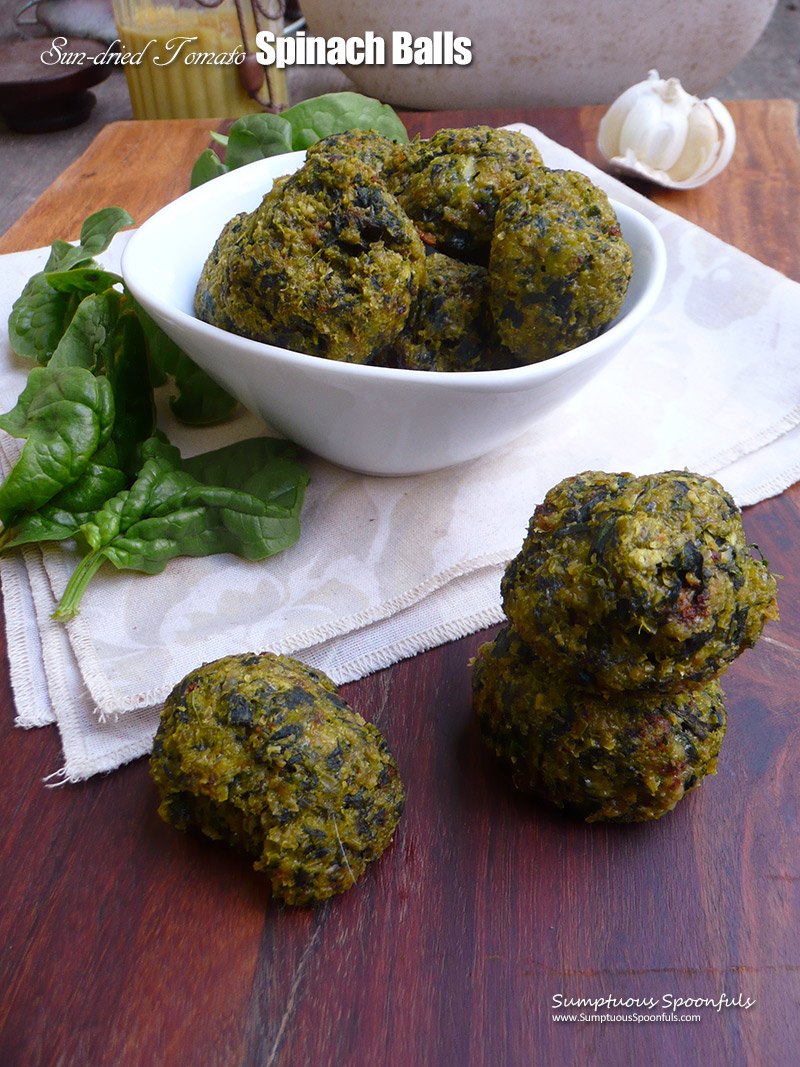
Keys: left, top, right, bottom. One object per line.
{"left": 193, "top": 210, "right": 248, "bottom": 334}
{"left": 194, "top": 154, "right": 427, "bottom": 364}
{"left": 502, "top": 470, "right": 779, "bottom": 692}
{"left": 383, "top": 251, "right": 518, "bottom": 372}
{"left": 305, "top": 127, "right": 401, "bottom": 174}
{"left": 151, "top": 652, "right": 405, "bottom": 906}
{"left": 473, "top": 626, "right": 727, "bottom": 822}
{"left": 388, "top": 125, "right": 544, "bottom": 261}
{"left": 489, "top": 168, "right": 632, "bottom": 363}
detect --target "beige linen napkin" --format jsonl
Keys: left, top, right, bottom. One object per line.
{"left": 2, "top": 124, "right": 800, "bottom": 780}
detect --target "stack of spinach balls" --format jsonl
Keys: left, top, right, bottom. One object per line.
{"left": 473, "top": 470, "right": 779, "bottom": 822}
{"left": 195, "top": 125, "right": 633, "bottom": 372}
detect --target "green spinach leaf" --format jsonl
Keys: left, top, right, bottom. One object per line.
{"left": 223, "top": 113, "right": 295, "bottom": 168}
{"left": 45, "top": 293, "right": 156, "bottom": 469}
{"left": 51, "top": 207, "right": 133, "bottom": 273}
{"left": 164, "top": 360, "right": 239, "bottom": 426}
{"left": 8, "top": 207, "right": 132, "bottom": 363}
{"left": 0, "top": 441, "right": 128, "bottom": 551}
{"left": 54, "top": 436, "right": 309, "bottom": 618}
{"left": 48, "top": 289, "right": 124, "bottom": 372}
{"left": 281, "top": 92, "right": 409, "bottom": 150}
{"left": 190, "top": 147, "right": 229, "bottom": 189}
{"left": 104, "top": 309, "right": 159, "bottom": 474}
{"left": 45, "top": 267, "right": 124, "bottom": 296}
{"left": 8, "top": 273, "right": 83, "bottom": 364}
{"left": 0, "top": 365, "right": 115, "bottom": 529}
{"left": 189, "top": 91, "right": 408, "bottom": 185}
{"left": 0, "top": 292, "right": 157, "bottom": 549}
{"left": 184, "top": 436, "right": 309, "bottom": 524}
{"left": 136, "top": 300, "right": 238, "bottom": 425}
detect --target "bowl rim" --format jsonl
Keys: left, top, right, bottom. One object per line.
{"left": 122, "top": 152, "right": 667, "bottom": 394}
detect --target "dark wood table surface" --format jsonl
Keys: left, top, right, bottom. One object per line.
{"left": 1, "top": 102, "right": 799, "bottom": 1067}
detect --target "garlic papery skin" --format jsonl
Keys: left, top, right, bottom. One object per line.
{"left": 598, "top": 70, "right": 736, "bottom": 190}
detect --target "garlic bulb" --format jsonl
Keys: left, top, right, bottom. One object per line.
{"left": 598, "top": 70, "right": 736, "bottom": 190}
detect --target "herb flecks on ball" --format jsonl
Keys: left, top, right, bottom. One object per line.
{"left": 473, "top": 626, "right": 726, "bottom": 823}
{"left": 502, "top": 470, "right": 778, "bottom": 692}
{"left": 489, "top": 168, "right": 633, "bottom": 363}
{"left": 195, "top": 154, "right": 426, "bottom": 364}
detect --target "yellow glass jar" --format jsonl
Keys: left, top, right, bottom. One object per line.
{"left": 111, "top": 0, "right": 288, "bottom": 119}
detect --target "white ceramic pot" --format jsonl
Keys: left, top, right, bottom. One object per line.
{"left": 299, "top": 0, "right": 777, "bottom": 109}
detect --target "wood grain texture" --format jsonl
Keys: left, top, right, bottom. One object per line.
{"left": 0, "top": 118, "right": 216, "bottom": 253}
{"left": 1, "top": 103, "right": 799, "bottom": 1067}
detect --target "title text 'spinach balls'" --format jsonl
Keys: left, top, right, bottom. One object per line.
{"left": 150, "top": 652, "right": 405, "bottom": 906}
{"left": 194, "top": 153, "right": 427, "bottom": 364}
{"left": 489, "top": 169, "right": 633, "bottom": 363}
{"left": 473, "top": 626, "right": 727, "bottom": 822}
{"left": 501, "top": 470, "right": 779, "bottom": 692}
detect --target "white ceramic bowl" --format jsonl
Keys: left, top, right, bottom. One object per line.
{"left": 122, "top": 152, "right": 667, "bottom": 476}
